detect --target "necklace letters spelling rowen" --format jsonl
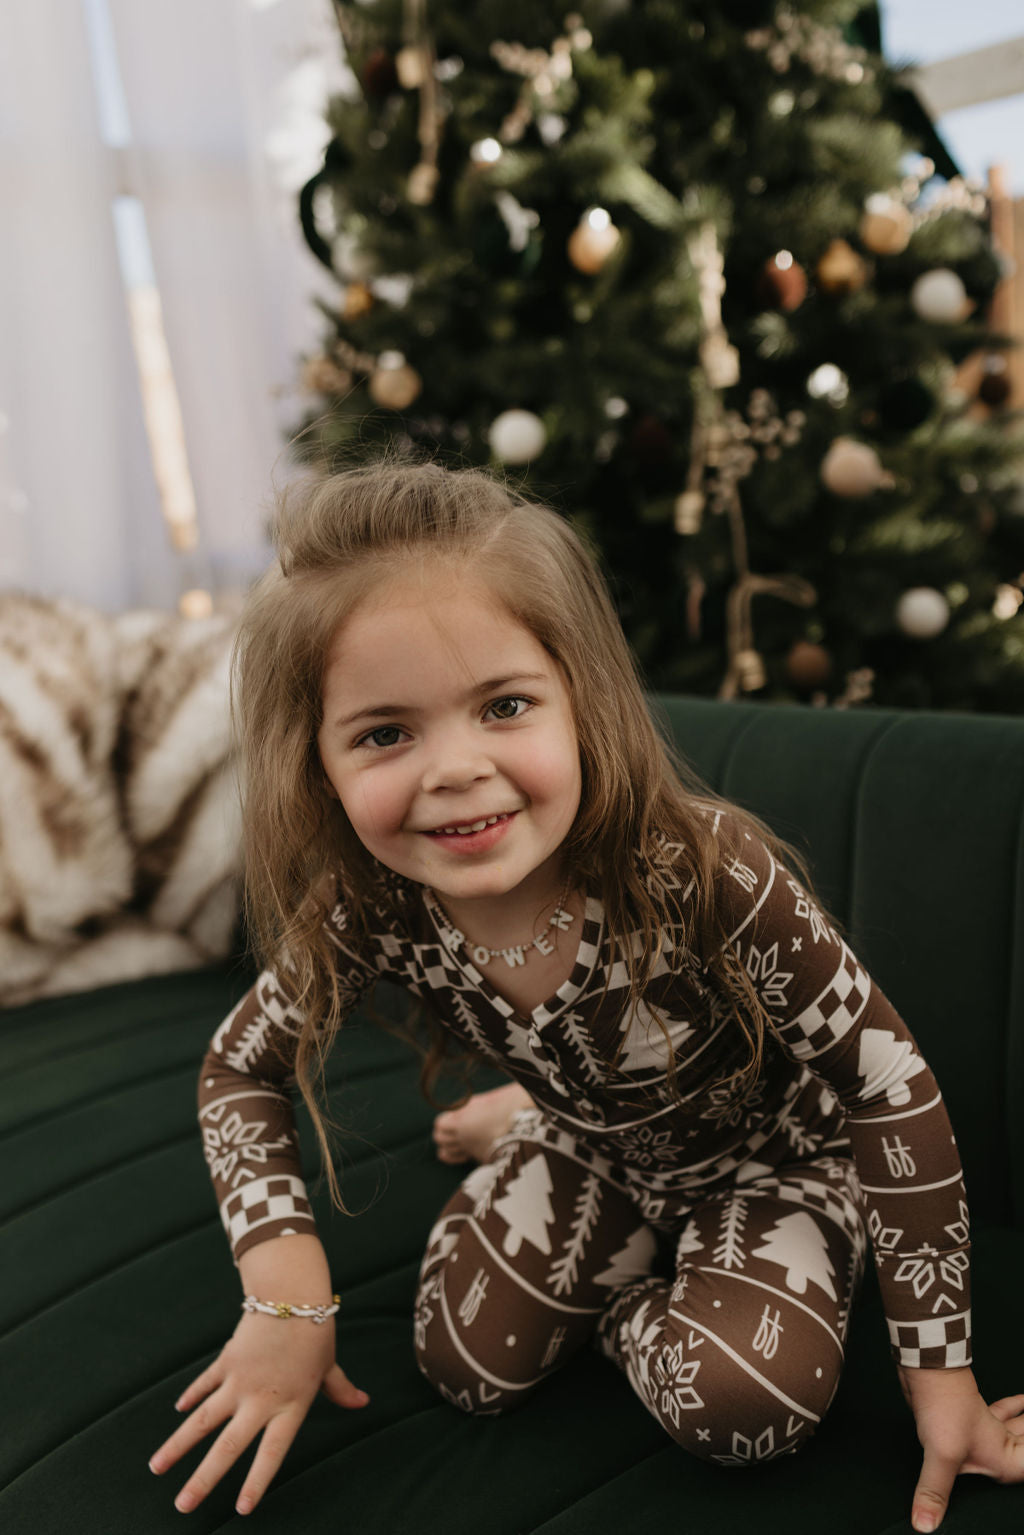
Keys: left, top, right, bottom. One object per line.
{"left": 424, "top": 888, "right": 574, "bottom": 970}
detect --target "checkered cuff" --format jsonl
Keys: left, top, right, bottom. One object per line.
{"left": 774, "top": 943, "right": 871, "bottom": 1060}
{"left": 888, "top": 1310, "right": 972, "bottom": 1368}
{"left": 220, "top": 1173, "right": 316, "bottom": 1261}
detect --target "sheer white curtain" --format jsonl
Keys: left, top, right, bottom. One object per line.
{"left": 0, "top": 0, "right": 343, "bottom": 611}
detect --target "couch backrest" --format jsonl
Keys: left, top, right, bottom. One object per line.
{"left": 654, "top": 696, "right": 1024, "bottom": 1232}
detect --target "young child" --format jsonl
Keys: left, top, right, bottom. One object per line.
{"left": 150, "top": 461, "right": 1023, "bottom": 1528}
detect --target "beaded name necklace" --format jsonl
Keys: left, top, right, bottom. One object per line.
{"left": 424, "top": 887, "right": 575, "bottom": 970}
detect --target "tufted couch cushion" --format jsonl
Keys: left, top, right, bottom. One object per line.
{"left": 2, "top": 697, "right": 1023, "bottom": 1533}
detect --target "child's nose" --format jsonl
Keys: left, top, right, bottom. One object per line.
{"left": 420, "top": 735, "right": 496, "bottom": 794}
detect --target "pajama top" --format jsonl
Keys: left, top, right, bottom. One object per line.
{"left": 198, "top": 810, "right": 972, "bottom": 1370}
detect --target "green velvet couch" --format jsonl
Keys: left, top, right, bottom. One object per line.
{"left": 3, "top": 697, "right": 1023, "bottom": 1534}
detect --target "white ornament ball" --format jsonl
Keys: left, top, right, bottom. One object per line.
{"left": 487, "top": 408, "right": 547, "bottom": 463}
{"left": 910, "top": 268, "right": 970, "bottom": 324}
{"left": 820, "top": 437, "right": 886, "bottom": 497}
{"left": 896, "top": 586, "right": 950, "bottom": 639}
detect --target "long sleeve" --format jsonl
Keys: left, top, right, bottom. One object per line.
{"left": 198, "top": 908, "right": 377, "bottom": 1263}
{"left": 706, "top": 811, "right": 971, "bottom": 1369}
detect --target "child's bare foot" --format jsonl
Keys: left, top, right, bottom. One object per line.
{"left": 433, "top": 1083, "right": 536, "bottom": 1165}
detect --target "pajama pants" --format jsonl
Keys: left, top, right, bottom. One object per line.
{"left": 413, "top": 1109, "right": 868, "bottom": 1466}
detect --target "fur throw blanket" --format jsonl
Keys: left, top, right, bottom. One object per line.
{"left": 0, "top": 594, "right": 243, "bottom": 1006}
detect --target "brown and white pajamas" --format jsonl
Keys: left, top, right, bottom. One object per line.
{"left": 199, "top": 812, "right": 971, "bottom": 1466}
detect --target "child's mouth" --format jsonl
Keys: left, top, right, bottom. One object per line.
{"left": 423, "top": 811, "right": 516, "bottom": 851}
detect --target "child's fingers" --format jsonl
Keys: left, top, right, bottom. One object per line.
{"left": 234, "top": 1408, "right": 306, "bottom": 1515}
{"left": 320, "top": 1361, "right": 370, "bottom": 1409}
{"left": 172, "top": 1406, "right": 268, "bottom": 1514}
{"left": 150, "top": 1386, "right": 233, "bottom": 1474}
{"left": 174, "top": 1361, "right": 222, "bottom": 1414}
{"left": 988, "top": 1395, "right": 1024, "bottom": 1425}
{"left": 911, "top": 1445, "right": 958, "bottom": 1533}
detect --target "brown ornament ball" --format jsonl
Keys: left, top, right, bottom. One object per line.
{"left": 368, "top": 361, "right": 423, "bottom": 410}
{"left": 816, "top": 238, "right": 868, "bottom": 296}
{"left": 785, "top": 640, "right": 833, "bottom": 690}
{"left": 363, "top": 48, "right": 398, "bottom": 99}
{"left": 756, "top": 251, "right": 807, "bottom": 312}
{"left": 628, "top": 414, "right": 674, "bottom": 466}
{"left": 342, "top": 281, "right": 374, "bottom": 321}
{"left": 979, "top": 354, "right": 1012, "bottom": 408}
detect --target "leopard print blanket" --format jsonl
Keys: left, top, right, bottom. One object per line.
{"left": 0, "top": 594, "right": 242, "bottom": 1005}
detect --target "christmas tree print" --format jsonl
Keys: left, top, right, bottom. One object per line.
{"left": 549, "top": 1173, "right": 603, "bottom": 1296}
{"left": 616, "top": 1001, "right": 694, "bottom": 1073}
{"left": 593, "top": 1223, "right": 659, "bottom": 1291}
{"left": 857, "top": 1027, "right": 927, "bottom": 1106}
{"left": 562, "top": 1010, "right": 606, "bottom": 1082}
{"left": 713, "top": 1196, "right": 748, "bottom": 1270}
{"left": 493, "top": 1154, "right": 556, "bottom": 1257}
{"left": 450, "top": 992, "right": 492, "bottom": 1055}
{"left": 676, "top": 1217, "right": 705, "bottom": 1257}
{"left": 752, "top": 1212, "right": 838, "bottom": 1300}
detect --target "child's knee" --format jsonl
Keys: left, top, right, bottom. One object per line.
{"left": 654, "top": 1345, "right": 839, "bottom": 1466}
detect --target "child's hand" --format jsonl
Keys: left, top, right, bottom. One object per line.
{"left": 897, "top": 1364, "right": 1024, "bottom": 1532}
{"left": 149, "top": 1311, "right": 369, "bottom": 1515}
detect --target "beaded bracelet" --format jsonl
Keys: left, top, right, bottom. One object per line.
{"left": 242, "top": 1293, "right": 340, "bottom": 1325}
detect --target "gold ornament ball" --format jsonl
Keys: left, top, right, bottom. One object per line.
{"left": 302, "top": 356, "right": 354, "bottom": 396}
{"left": 568, "top": 209, "right": 621, "bottom": 274}
{"left": 368, "top": 361, "right": 423, "bottom": 410}
{"left": 859, "top": 195, "right": 913, "bottom": 256}
{"left": 820, "top": 437, "right": 886, "bottom": 497}
{"left": 395, "top": 45, "right": 428, "bottom": 89}
{"left": 816, "top": 239, "right": 868, "bottom": 296}
{"left": 735, "top": 648, "right": 767, "bottom": 693}
{"left": 674, "top": 491, "right": 704, "bottom": 535}
{"left": 407, "top": 162, "right": 439, "bottom": 205}
{"left": 342, "top": 281, "right": 374, "bottom": 321}
{"left": 785, "top": 640, "right": 833, "bottom": 690}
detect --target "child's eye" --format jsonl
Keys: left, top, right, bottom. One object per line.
{"left": 486, "top": 696, "right": 531, "bottom": 722}
{"left": 358, "top": 725, "right": 406, "bottom": 749}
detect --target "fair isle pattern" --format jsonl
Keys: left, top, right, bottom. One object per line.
{"left": 198, "top": 812, "right": 971, "bottom": 1367}
{"left": 412, "top": 1124, "right": 866, "bottom": 1463}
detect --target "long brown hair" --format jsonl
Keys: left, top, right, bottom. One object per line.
{"left": 233, "top": 456, "right": 818, "bottom": 1207}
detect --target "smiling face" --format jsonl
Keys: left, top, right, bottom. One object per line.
{"left": 317, "top": 569, "right": 582, "bottom": 926}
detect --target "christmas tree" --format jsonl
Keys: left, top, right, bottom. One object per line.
{"left": 294, "top": 0, "right": 1024, "bottom": 711}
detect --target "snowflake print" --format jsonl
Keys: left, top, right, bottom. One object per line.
{"left": 711, "top": 1425, "right": 779, "bottom": 1465}
{"left": 202, "top": 1108, "right": 292, "bottom": 1190}
{"left": 616, "top": 1122, "right": 682, "bottom": 1168}
{"left": 413, "top": 1280, "right": 439, "bottom": 1352}
{"left": 740, "top": 940, "right": 793, "bottom": 1010}
{"left": 653, "top": 1339, "right": 704, "bottom": 1424}
{"left": 787, "top": 879, "right": 832, "bottom": 944}
{"left": 702, "top": 1078, "right": 765, "bottom": 1130}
